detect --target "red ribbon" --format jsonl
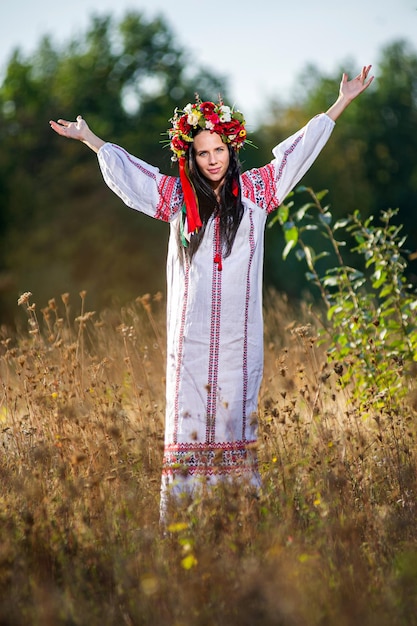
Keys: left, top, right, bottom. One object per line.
{"left": 179, "top": 157, "right": 202, "bottom": 234}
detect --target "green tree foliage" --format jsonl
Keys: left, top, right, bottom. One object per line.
{"left": 259, "top": 40, "right": 417, "bottom": 298}
{"left": 360, "top": 41, "right": 417, "bottom": 247}
{"left": 0, "top": 11, "right": 228, "bottom": 322}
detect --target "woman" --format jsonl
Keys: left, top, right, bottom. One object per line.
{"left": 50, "top": 66, "right": 373, "bottom": 514}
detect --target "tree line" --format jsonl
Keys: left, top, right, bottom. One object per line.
{"left": 0, "top": 10, "right": 416, "bottom": 323}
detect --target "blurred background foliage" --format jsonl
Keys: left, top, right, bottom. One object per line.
{"left": 0, "top": 10, "right": 416, "bottom": 324}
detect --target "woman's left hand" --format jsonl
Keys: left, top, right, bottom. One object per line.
{"left": 339, "top": 65, "right": 374, "bottom": 102}
{"left": 326, "top": 65, "right": 374, "bottom": 121}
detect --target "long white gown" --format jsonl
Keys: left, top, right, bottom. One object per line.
{"left": 97, "top": 113, "right": 335, "bottom": 508}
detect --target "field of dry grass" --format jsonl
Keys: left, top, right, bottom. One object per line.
{"left": 1, "top": 290, "right": 417, "bottom": 626}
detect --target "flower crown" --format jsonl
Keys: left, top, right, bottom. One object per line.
{"left": 168, "top": 96, "right": 247, "bottom": 162}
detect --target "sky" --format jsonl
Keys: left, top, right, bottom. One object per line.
{"left": 1, "top": 0, "right": 416, "bottom": 127}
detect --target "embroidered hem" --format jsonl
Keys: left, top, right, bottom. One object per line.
{"left": 162, "top": 440, "right": 258, "bottom": 477}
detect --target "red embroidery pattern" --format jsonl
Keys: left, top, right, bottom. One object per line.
{"left": 162, "top": 440, "right": 258, "bottom": 477}
{"left": 173, "top": 257, "right": 190, "bottom": 444}
{"left": 111, "top": 146, "right": 183, "bottom": 222}
{"left": 242, "top": 163, "right": 278, "bottom": 213}
{"left": 241, "top": 130, "right": 306, "bottom": 214}
{"left": 241, "top": 207, "right": 255, "bottom": 439}
{"left": 156, "top": 175, "right": 183, "bottom": 221}
{"left": 206, "top": 221, "right": 223, "bottom": 443}
{"left": 113, "top": 144, "right": 158, "bottom": 178}
{"left": 273, "top": 131, "right": 305, "bottom": 210}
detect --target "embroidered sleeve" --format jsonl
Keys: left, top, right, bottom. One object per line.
{"left": 270, "top": 113, "right": 335, "bottom": 213}
{"left": 156, "top": 175, "right": 183, "bottom": 221}
{"left": 241, "top": 164, "right": 278, "bottom": 214}
{"left": 241, "top": 114, "right": 334, "bottom": 215}
{"left": 97, "top": 143, "right": 183, "bottom": 222}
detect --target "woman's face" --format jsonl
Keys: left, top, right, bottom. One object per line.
{"left": 193, "top": 131, "right": 230, "bottom": 195}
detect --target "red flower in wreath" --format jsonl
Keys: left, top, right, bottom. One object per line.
{"left": 222, "top": 119, "right": 242, "bottom": 137}
{"left": 171, "top": 135, "right": 187, "bottom": 153}
{"left": 200, "top": 101, "right": 216, "bottom": 116}
{"left": 177, "top": 115, "right": 191, "bottom": 134}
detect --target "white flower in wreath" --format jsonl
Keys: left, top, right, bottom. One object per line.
{"left": 205, "top": 119, "right": 215, "bottom": 130}
{"left": 219, "top": 105, "right": 232, "bottom": 122}
{"left": 187, "top": 112, "right": 200, "bottom": 126}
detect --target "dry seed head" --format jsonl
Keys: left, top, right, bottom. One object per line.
{"left": 18, "top": 292, "right": 32, "bottom": 306}
{"left": 137, "top": 293, "right": 152, "bottom": 313}
{"left": 139, "top": 293, "right": 151, "bottom": 305}
{"left": 292, "top": 324, "right": 312, "bottom": 338}
{"left": 75, "top": 311, "right": 96, "bottom": 323}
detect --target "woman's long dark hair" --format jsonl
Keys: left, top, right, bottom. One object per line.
{"left": 180, "top": 130, "right": 244, "bottom": 262}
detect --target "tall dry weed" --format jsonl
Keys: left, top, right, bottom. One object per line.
{"left": 1, "top": 290, "right": 417, "bottom": 625}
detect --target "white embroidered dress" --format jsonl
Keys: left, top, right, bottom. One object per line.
{"left": 97, "top": 113, "right": 335, "bottom": 504}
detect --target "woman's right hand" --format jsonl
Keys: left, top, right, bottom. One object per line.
{"left": 49, "top": 115, "right": 88, "bottom": 140}
{"left": 49, "top": 115, "right": 106, "bottom": 153}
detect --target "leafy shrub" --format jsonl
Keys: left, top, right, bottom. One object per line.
{"left": 270, "top": 187, "right": 417, "bottom": 411}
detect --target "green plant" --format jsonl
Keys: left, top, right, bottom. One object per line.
{"left": 270, "top": 186, "right": 417, "bottom": 409}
